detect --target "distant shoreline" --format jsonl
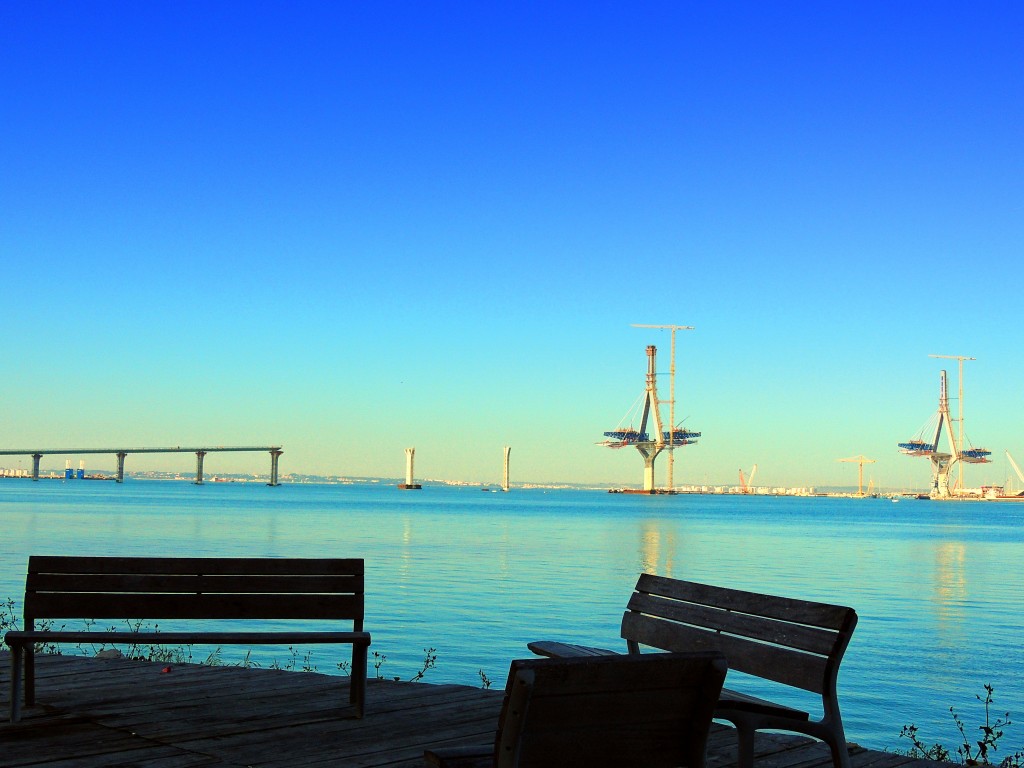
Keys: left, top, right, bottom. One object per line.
{"left": 5, "top": 472, "right": 1023, "bottom": 501}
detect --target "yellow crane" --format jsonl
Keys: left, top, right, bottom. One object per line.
{"left": 837, "top": 455, "right": 876, "bottom": 497}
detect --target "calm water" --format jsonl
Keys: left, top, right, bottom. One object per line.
{"left": 1, "top": 480, "right": 1021, "bottom": 753}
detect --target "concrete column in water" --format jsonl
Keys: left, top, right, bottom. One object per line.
{"left": 642, "top": 451, "right": 657, "bottom": 492}
{"left": 268, "top": 449, "right": 283, "bottom": 486}
{"left": 399, "top": 447, "right": 421, "bottom": 489}
{"left": 31, "top": 453, "right": 42, "bottom": 481}
{"left": 635, "top": 443, "right": 662, "bottom": 493}
{"left": 116, "top": 452, "right": 127, "bottom": 483}
{"left": 502, "top": 446, "right": 511, "bottom": 492}
{"left": 194, "top": 450, "right": 206, "bottom": 485}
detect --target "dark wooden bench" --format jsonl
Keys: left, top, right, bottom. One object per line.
{"left": 528, "top": 574, "right": 858, "bottom": 768}
{"left": 4, "top": 555, "right": 371, "bottom": 723}
{"left": 424, "top": 652, "right": 728, "bottom": 768}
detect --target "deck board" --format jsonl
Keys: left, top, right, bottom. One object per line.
{"left": 0, "top": 654, "right": 934, "bottom": 768}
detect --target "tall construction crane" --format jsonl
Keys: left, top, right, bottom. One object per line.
{"left": 738, "top": 464, "right": 757, "bottom": 494}
{"left": 631, "top": 323, "right": 694, "bottom": 491}
{"left": 838, "top": 455, "right": 876, "bottom": 497}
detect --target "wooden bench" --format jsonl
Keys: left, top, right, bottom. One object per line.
{"left": 528, "top": 574, "right": 858, "bottom": 768}
{"left": 424, "top": 652, "right": 728, "bottom": 768}
{"left": 4, "top": 555, "right": 371, "bottom": 723}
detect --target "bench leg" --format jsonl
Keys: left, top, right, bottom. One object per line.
{"left": 734, "top": 724, "right": 755, "bottom": 768}
{"left": 25, "top": 646, "right": 35, "bottom": 705}
{"left": 350, "top": 644, "right": 368, "bottom": 718}
{"left": 9, "top": 643, "right": 23, "bottom": 723}
{"left": 823, "top": 730, "right": 851, "bottom": 768}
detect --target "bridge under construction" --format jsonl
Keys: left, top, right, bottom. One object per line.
{"left": 899, "top": 355, "right": 990, "bottom": 498}
{"left": 599, "top": 341, "right": 699, "bottom": 492}
{"left": 0, "top": 446, "right": 284, "bottom": 485}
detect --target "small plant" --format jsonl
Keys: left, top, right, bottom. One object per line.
{"left": 898, "top": 685, "right": 1022, "bottom": 766}
{"left": 31, "top": 619, "right": 67, "bottom": 655}
{"left": 268, "top": 646, "right": 317, "bottom": 672}
{"left": 952, "top": 685, "right": 1012, "bottom": 766}
{"left": 407, "top": 647, "right": 437, "bottom": 682}
{"left": 366, "top": 647, "right": 438, "bottom": 682}
{"left": 899, "top": 723, "right": 952, "bottom": 762}
{"left": 1, "top": 598, "right": 17, "bottom": 637}
{"left": 478, "top": 669, "right": 492, "bottom": 690}
{"left": 372, "top": 650, "right": 390, "bottom": 679}
{"left": 69, "top": 618, "right": 198, "bottom": 664}
{"left": 235, "top": 649, "right": 259, "bottom": 668}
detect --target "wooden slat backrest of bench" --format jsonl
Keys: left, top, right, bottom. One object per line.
{"left": 23, "top": 556, "right": 365, "bottom": 625}
{"left": 622, "top": 574, "right": 857, "bottom": 695}
{"left": 494, "top": 652, "right": 727, "bottom": 768}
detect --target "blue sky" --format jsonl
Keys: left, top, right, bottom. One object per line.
{"left": 2, "top": 2, "right": 1021, "bottom": 488}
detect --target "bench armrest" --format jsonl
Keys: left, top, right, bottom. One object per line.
{"left": 526, "top": 640, "right": 621, "bottom": 658}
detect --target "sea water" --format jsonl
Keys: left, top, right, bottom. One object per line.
{"left": 1, "top": 479, "right": 1021, "bottom": 754}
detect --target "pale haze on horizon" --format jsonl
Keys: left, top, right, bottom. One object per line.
{"left": 2, "top": 3, "right": 1021, "bottom": 490}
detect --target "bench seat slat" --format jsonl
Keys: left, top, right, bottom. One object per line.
{"left": 26, "top": 593, "right": 363, "bottom": 621}
{"left": 627, "top": 592, "right": 840, "bottom": 656}
{"left": 636, "top": 574, "right": 852, "bottom": 629}
{"left": 27, "top": 556, "right": 364, "bottom": 576}
{"left": 28, "top": 573, "right": 363, "bottom": 595}
{"left": 621, "top": 612, "right": 829, "bottom": 694}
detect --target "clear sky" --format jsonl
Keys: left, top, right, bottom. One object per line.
{"left": 2, "top": 2, "right": 1021, "bottom": 489}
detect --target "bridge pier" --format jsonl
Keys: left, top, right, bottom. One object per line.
{"left": 398, "top": 447, "right": 421, "bottom": 490}
{"left": 32, "top": 453, "right": 42, "bottom": 481}
{"left": 195, "top": 450, "right": 206, "bottom": 485}
{"left": 268, "top": 449, "right": 282, "bottom": 486}
{"left": 116, "top": 452, "right": 127, "bottom": 483}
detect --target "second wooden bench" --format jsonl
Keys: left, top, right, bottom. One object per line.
{"left": 528, "top": 574, "right": 858, "bottom": 768}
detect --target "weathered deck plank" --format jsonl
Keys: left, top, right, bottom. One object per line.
{"left": 0, "top": 654, "right": 936, "bottom": 768}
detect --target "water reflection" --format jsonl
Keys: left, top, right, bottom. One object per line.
{"left": 933, "top": 540, "right": 967, "bottom": 648}
{"left": 638, "top": 521, "right": 677, "bottom": 577}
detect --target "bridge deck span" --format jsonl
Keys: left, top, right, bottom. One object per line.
{"left": 0, "top": 446, "right": 284, "bottom": 485}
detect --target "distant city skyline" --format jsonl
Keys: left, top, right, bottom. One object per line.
{"left": 2, "top": 3, "right": 1021, "bottom": 490}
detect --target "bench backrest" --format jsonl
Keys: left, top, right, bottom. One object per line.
{"left": 622, "top": 574, "right": 856, "bottom": 696}
{"left": 23, "top": 556, "right": 364, "bottom": 629}
{"left": 494, "top": 652, "right": 727, "bottom": 768}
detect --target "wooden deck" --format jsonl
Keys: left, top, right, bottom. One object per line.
{"left": 1, "top": 654, "right": 938, "bottom": 768}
